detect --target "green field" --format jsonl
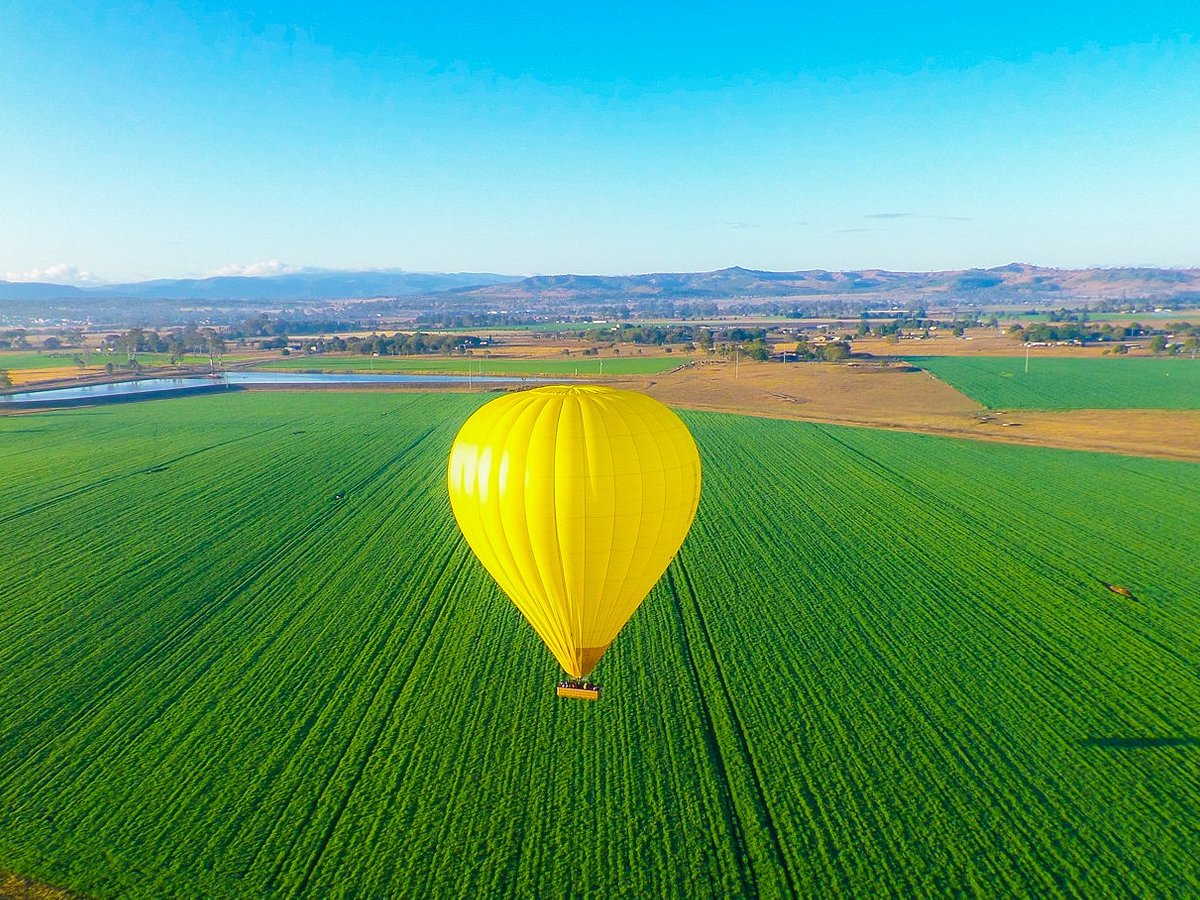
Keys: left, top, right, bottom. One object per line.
{"left": 255, "top": 354, "right": 684, "bottom": 376}
{"left": 0, "top": 351, "right": 212, "bottom": 371}
{"left": 906, "top": 355, "right": 1200, "bottom": 409}
{"left": 1, "top": 393, "right": 1198, "bottom": 896}
{"left": 0, "top": 351, "right": 100, "bottom": 370}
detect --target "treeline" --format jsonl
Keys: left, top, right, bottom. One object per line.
{"left": 725, "top": 299, "right": 878, "bottom": 317}
{"left": 305, "top": 333, "right": 485, "bottom": 355}
{"left": 1088, "top": 294, "right": 1200, "bottom": 313}
{"left": 412, "top": 299, "right": 724, "bottom": 327}
{"left": 1009, "top": 320, "right": 1199, "bottom": 345}
{"left": 231, "top": 315, "right": 361, "bottom": 338}
{"left": 1, "top": 328, "right": 87, "bottom": 350}
{"left": 415, "top": 311, "right": 543, "bottom": 328}
{"left": 559, "top": 324, "right": 769, "bottom": 346}
{"left": 99, "top": 327, "right": 227, "bottom": 359}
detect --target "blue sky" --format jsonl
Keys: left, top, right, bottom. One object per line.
{"left": 1, "top": 1, "right": 1197, "bottom": 281}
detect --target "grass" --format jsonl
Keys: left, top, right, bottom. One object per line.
{"left": 905, "top": 355, "right": 1200, "bottom": 409}
{"left": 0, "top": 351, "right": 212, "bottom": 371}
{"left": 254, "top": 354, "right": 686, "bottom": 375}
{"left": 0, "top": 392, "right": 1198, "bottom": 895}
{"left": 0, "top": 351, "right": 92, "bottom": 371}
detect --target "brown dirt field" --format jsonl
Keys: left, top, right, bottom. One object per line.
{"left": 0, "top": 869, "right": 80, "bottom": 899}
{"left": 971, "top": 409, "right": 1200, "bottom": 463}
{"left": 635, "top": 360, "right": 982, "bottom": 431}
{"left": 627, "top": 361, "right": 1200, "bottom": 463}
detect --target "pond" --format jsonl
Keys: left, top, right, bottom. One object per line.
{"left": 1, "top": 372, "right": 556, "bottom": 408}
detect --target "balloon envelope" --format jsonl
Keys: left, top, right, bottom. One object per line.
{"left": 447, "top": 386, "right": 702, "bottom": 678}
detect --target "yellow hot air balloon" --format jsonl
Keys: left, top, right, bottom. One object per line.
{"left": 447, "top": 385, "right": 702, "bottom": 692}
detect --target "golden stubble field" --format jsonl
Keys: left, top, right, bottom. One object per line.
{"left": 622, "top": 361, "right": 1200, "bottom": 463}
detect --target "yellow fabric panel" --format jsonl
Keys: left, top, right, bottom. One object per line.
{"left": 447, "top": 385, "right": 702, "bottom": 678}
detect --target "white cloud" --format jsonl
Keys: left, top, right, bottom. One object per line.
{"left": 4, "top": 263, "right": 104, "bottom": 285}
{"left": 206, "top": 260, "right": 314, "bottom": 278}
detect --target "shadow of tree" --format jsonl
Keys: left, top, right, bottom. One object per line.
{"left": 1081, "top": 736, "right": 1198, "bottom": 750}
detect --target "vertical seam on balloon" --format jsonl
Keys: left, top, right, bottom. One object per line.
{"left": 582, "top": 393, "right": 618, "bottom": 650}
{"left": 530, "top": 394, "right": 575, "bottom": 672}
{"left": 594, "top": 395, "right": 668, "bottom": 643}
{"left": 458, "top": 393, "right": 537, "bottom": 605}
{"left": 572, "top": 393, "right": 585, "bottom": 673}
{"left": 457, "top": 392, "right": 570, "bottom": 671}
{"left": 614, "top": 397, "right": 698, "bottom": 643}
{"left": 589, "top": 394, "right": 647, "bottom": 644}
{"left": 503, "top": 393, "right": 575, "bottom": 670}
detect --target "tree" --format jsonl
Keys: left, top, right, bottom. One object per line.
{"left": 822, "top": 341, "right": 851, "bottom": 362}
{"left": 42, "top": 336, "right": 62, "bottom": 350}
{"left": 0, "top": 370, "right": 11, "bottom": 389}
{"left": 120, "top": 327, "right": 145, "bottom": 363}
{"left": 1149, "top": 334, "right": 1167, "bottom": 354}
{"left": 743, "top": 339, "right": 769, "bottom": 362}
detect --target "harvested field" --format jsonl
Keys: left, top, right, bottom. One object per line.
{"left": 640, "top": 360, "right": 982, "bottom": 431}
{"left": 633, "top": 362, "right": 1200, "bottom": 462}
{"left": 970, "top": 409, "right": 1200, "bottom": 462}
{"left": 5, "top": 366, "right": 85, "bottom": 386}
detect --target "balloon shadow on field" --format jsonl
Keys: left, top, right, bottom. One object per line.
{"left": 1080, "top": 736, "right": 1199, "bottom": 750}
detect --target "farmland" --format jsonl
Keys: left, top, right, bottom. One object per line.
{"left": 0, "top": 351, "right": 217, "bottom": 388}
{"left": 255, "top": 354, "right": 684, "bottom": 376}
{"left": 1, "top": 392, "right": 1198, "bottom": 896}
{"left": 0, "top": 351, "right": 212, "bottom": 370}
{"left": 905, "top": 355, "right": 1200, "bottom": 409}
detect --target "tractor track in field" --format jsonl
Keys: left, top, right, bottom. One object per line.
{"left": 664, "top": 565, "right": 757, "bottom": 895}
{"left": 286, "top": 535, "right": 467, "bottom": 897}
{"left": 669, "top": 559, "right": 798, "bottom": 896}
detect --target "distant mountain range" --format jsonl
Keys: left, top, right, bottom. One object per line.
{"left": 0, "top": 270, "right": 522, "bottom": 302}
{"left": 3, "top": 263, "right": 1197, "bottom": 305}
{"left": 441, "top": 263, "right": 1200, "bottom": 305}
{"left": 3, "top": 264, "right": 1199, "bottom": 328}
